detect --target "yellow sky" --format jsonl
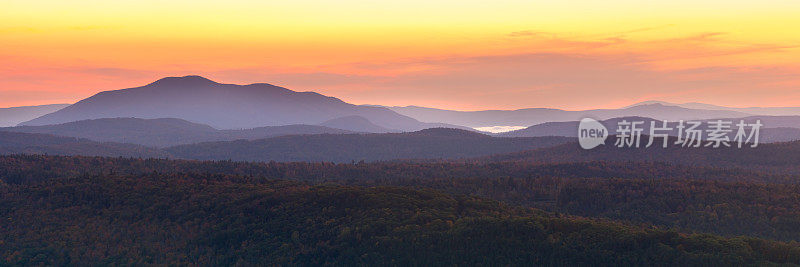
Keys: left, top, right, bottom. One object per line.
{"left": 2, "top": 0, "right": 799, "bottom": 110}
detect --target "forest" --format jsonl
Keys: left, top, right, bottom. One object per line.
{"left": 2, "top": 154, "right": 800, "bottom": 264}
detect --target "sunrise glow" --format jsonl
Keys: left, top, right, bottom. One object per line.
{"left": 2, "top": 0, "right": 799, "bottom": 109}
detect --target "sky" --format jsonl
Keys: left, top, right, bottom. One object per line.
{"left": 2, "top": 0, "right": 800, "bottom": 110}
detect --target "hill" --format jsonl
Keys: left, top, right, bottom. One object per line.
{"left": 485, "top": 136, "right": 800, "bottom": 173}
{"left": 626, "top": 100, "right": 800, "bottom": 116}
{"left": 387, "top": 103, "right": 754, "bottom": 128}
{"left": 0, "top": 104, "right": 69, "bottom": 127}
{"left": 0, "top": 131, "right": 168, "bottom": 158}
{"left": 318, "top": 115, "right": 392, "bottom": 133}
{"left": 20, "top": 75, "right": 459, "bottom": 131}
{"left": 165, "top": 128, "right": 572, "bottom": 162}
{"left": 498, "top": 116, "right": 800, "bottom": 143}
{"left": 1, "top": 127, "right": 572, "bottom": 162}
{"left": 5, "top": 117, "right": 353, "bottom": 147}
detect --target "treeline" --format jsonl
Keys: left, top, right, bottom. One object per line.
{"left": 2, "top": 174, "right": 799, "bottom": 265}
{"left": 1, "top": 154, "right": 795, "bottom": 185}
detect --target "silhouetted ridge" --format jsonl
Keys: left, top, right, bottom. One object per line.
{"left": 20, "top": 75, "right": 451, "bottom": 131}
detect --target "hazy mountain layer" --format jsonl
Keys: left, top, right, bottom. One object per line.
{"left": 387, "top": 103, "right": 755, "bottom": 128}
{"left": 0, "top": 104, "right": 69, "bottom": 127}
{"left": 165, "top": 128, "right": 573, "bottom": 163}
{"left": 5, "top": 117, "right": 356, "bottom": 147}
{"left": 20, "top": 76, "right": 459, "bottom": 131}
{"left": 498, "top": 115, "right": 800, "bottom": 143}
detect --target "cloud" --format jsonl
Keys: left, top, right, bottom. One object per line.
{"left": 265, "top": 52, "right": 800, "bottom": 110}
{"left": 1, "top": 30, "right": 798, "bottom": 110}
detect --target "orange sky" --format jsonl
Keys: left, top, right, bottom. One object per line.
{"left": 2, "top": 0, "right": 800, "bottom": 110}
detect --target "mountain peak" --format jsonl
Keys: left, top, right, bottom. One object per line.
{"left": 147, "top": 75, "right": 219, "bottom": 87}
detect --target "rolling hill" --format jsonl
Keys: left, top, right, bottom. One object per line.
{"left": 5, "top": 117, "right": 354, "bottom": 147}
{"left": 0, "top": 131, "right": 168, "bottom": 158}
{"left": 165, "top": 128, "right": 573, "bottom": 162}
{"left": 1, "top": 127, "right": 572, "bottom": 162}
{"left": 387, "top": 103, "right": 754, "bottom": 128}
{"left": 319, "top": 115, "right": 392, "bottom": 133}
{"left": 485, "top": 136, "right": 800, "bottom": 173}
{"left": 498, "top": 116, "right": 800, "bottom": 143}
{"left": 626, "top": 100, "right": 800, "bottom": 116}
{"left": 0, "top": 104, "right": 69, "bottom": 127}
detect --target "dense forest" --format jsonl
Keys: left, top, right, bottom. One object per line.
{"left": 2, "top": 154, "right": 800, "bottom": 265}
{"left": 2, "top": 171, "right": 800, "bottom": 265}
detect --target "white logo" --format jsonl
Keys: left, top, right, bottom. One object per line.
{"left": 578, "top": 118, "right": 608, "bottom": 149}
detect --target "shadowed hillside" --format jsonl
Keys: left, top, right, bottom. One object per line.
{"left": 0, "top": 131, "right": 168, "bottom": 158}
{"left": 165, "top": 128, "right": 573, "bottom": 162}
{"left": 5, "top": 118, "right": 354, "bottom": 147}
{"left": 485, "top": 136, "right": 800, "bottom": 174}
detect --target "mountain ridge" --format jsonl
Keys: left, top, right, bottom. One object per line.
{"left": 5, "top": 117, "right": 355, "bottom": 147}
{"left": 386, "top": 103, "right": 756, "bottom": 128}
{"left": 20, "top": 75, "right": 462, "bottom": 131}
{"left": 0, "top": 104, "right": 70, "bottom": 127}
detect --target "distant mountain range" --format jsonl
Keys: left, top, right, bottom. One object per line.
{"left": 19, "top": 76, "right": 460, "bottom": 131}
{"left": 5, "top": 125, "right": 800, "bottom": 171}
{"left": 0, "top": 128, "right": 572, "bottom": 162}
{"left": 3, "top": 117, "right": 355, "bottom": 147}
{"left": 2, "top": 75, "right": 800, "bottom": 151}
{"left": 0, "top": 104, "right": 69, "bottom": 127}
{"left": 485, "top": 135, "right": 800, "bottom": 174}
{"left": 386, "top": 104, "right": 757, "bottom": 128}
{"left": 6, "top": 76, "right": 799, "bottom": 134}
{"left": 496, "top": 115, "right": 800, "bottom": 143}
{"left": 319, "top": 115, "right": 392, "bottom": 133}
{"left": 624, "top": 100, "right": 800, "bottom": 116}
{"left": 165, "top": 128, "right": 572, "bottom": 163}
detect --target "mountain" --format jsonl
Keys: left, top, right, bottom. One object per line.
{"left": 20, "top": 75, "right": 460, "bottom": 131}
{"left": 626, "top": 100, "right": 800, "bottom": 116}
{"left": 318, "top": 115, "right": 392, "bottom": 133}
{"left": 0, "top": 131, "right": 168, "bottom": 158}
{"left": 165, "top": 128, "right": 573, "bottom": 163}
{"left": 5, "top": 117, "right": 354, "bottom": 148}
{"left": 0, "top": 104, "right": 69, "bottom": 127}
{"left": 387, "top": 104, "right": 754, "bottom": 128}
{"left": 498, "top": 115, "right": 800, "bottom": 143}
